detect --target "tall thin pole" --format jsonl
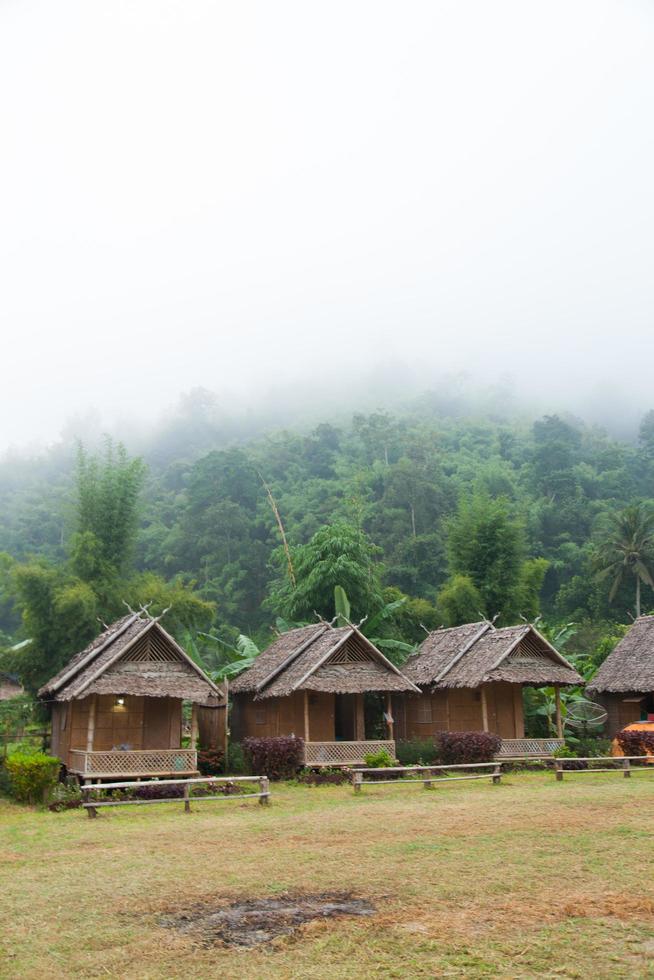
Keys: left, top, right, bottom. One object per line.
{"left": 303, "top": 690, "right": 310, "bottom": 743}
{"left": 554, "top": 685, "right": 563, "bottom": 739}
{"left": 480, "top": 686, "right": 489, "bottom": 732}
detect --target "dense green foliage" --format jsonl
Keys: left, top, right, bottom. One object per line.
{"left": 1, "top": 397, "right": 654, "bottom": 694}
{"left": 5, "top": 751, "right": 61, "bottom": 803}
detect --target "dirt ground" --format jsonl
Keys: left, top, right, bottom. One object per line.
{"left": 1, "top": 772, "right": 654, "bottom": 978}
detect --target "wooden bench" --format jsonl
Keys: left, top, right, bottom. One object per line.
{"left": 81, "top": 774, "right": 270, "bottom": 817}
{"left": 351, "top": 762, "right": 503, "bottom": 792}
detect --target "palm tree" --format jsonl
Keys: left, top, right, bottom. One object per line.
{"left": 595, "top": 503, "right": 654, "bottom": 618}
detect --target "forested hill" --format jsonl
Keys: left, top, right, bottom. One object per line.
{"left": 2, "top": 397, "right": 654, "bottom": 672}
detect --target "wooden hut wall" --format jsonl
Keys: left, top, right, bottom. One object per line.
{"left": 596, "top": 693, "right": 646, "bottom": 735}
{"left": 197, "top": 705, "right": 227, "bottom": 753}
{"left": 230, "top": 691, "right": 335, "bottom": 741}
{"left": 394, "top": 683, "right": 524, "bottom": 740}
{"left": 54, "top": 694, "right": 182, "bottom": 765}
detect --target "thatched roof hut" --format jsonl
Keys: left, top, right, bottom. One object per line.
{"left": 230, "top": 623, "right": 419, "bottom": 766}
{"left": 39, "top": 611, "right": 225, "bottom": 779}
{"left": 231, "top": 622, "right": 419, "bottom": 700}
{"left": 586, "top": 617, "right": 654, "bottom": 732}
{"left": 394, "top": 621, "right": 582, "bottom": 745}
{"left": 403, "top": 621, "right": 582, "bottom": 689}
{"left": 587, "top": 616, "right": 654, "bottom": 695}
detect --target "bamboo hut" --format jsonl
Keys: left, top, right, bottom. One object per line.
{"left": 229, "top": 622, "right": 420, "bottom": 766}
{"left": 38, "top": 611, "right": 226, "bottom": 779}
{"left": 395, "top": 621, "right": 583, "bottom": 755}
{"left": 587, "top": 615, "right": 654, "bottom": 732}
{"left": 0, "top": 673, "right": 23, "bottom": 700}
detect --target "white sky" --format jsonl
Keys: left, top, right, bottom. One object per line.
{"left": 1, "top": 1, "right": 653, "bottom": 449}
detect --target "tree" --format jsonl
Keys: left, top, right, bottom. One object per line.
{"left": 437, "top": 575, "right": 484, "bottom": 626}
{"left": 444, "top": 492, "right": 544, "bottom": 622}
{"left": 72, "top": 440, "right": 145, "bottom": 582}
{"left": 267, "top": 521, "right": 383, "bottom": 621}
{"left": 594, "top": 503, "right": 654, "bottom": 618}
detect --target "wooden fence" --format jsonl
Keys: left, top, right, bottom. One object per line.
{"left": 351, "top": 762, "right": 503, "bottom": 792}
{"left": 554, "top": 756, "right": 654, "bottom": 780}
{"left": 81, "top": 774, "right": 270, "bottom": 818}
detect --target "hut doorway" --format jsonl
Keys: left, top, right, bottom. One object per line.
{"left": 334, "top": 694, "right": 356, "bottom": 740}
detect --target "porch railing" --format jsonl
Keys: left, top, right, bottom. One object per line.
{"left": 67, "top": 748, "right": 198, "bottom": 777}
{"left": 303, "top": 740, "right": 396, "bottom": 767}
{"left": 496, "top": 738, "right": 564, "bottom": 758}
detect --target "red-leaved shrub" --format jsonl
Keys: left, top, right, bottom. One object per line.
{"left": 243, "top": 735, "right": 304, "bottom": 780}
{"left": 197, "top": 749, "right": 224, "bottom": 776}
{"left": 615, "top": 728, "right": 654, "bottom": 758}
{"left": 437, "top": 731, "right": 501, "bottom": 765}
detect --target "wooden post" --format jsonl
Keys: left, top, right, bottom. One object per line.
{"left": 224, "top": 678, "right": 229, "bottom": 771}
{"left": 355, "top": 694, "right": 365, "bottom": 741}
{"left": 554, "top": 685, "right": 563, "bottom": 739}
{"left": 555, "top": 759, "right": 563, "bottom": 781}
{"left": 190, "top": 704, "right": 199, "bottom": 752}
{"left": 86, "top": 695, "right": 97, "bottom": 753}
{"left": 183, "top": 782, "right": 191, "bottom": 812}
{"left": 259, "top": 775, "right": 270, "bottom": 805}
{"left": 385, "top": 693, "right": 394, "bottom": 740}
{"left": 423, "top": 767, "right": 433, "bottom": 790}
{"left": 492, "top": 763, "right": 501, "bottom": 785}
{"left": 623, "top": 757, "right": 631, "bottom": 778}
{"left": 353, "top": 771, "right": 363, "bottom": 794}
{"left": 303, "top": 690, "right": 310, "bottom": 745}
{"left": 83, "top": 783, "right": 97, "bottom": 819}
{"left": 480, "top": 685, "right": 489, "bottom": 733}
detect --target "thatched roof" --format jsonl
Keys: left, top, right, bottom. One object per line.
{"left": 0, "top": 673, "right": 23, "bottom": 700}
{"left": 230, "top": 623, "right": 420, "bottom": 700}
{"left": 587, "top": 616, "right": 654, "bottom": 694}
{"left": 38, "top": 613, "right": 224, "bottom": 704}
{"left": 404, "top": 622, "right": 582, "bottom": 689}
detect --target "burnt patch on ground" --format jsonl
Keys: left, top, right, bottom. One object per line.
{"left": 160, "top": 892, "right": 375, "bottom": 948}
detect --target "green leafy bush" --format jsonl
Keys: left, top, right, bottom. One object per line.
{"left": 225, "top": 742, "right": 247, "bottom": 775}
{"left": 363, "top": 749, "right": 394, "bottom": 768}
{"left": 396, "top": 738, "right": 440, "bottom": 766}
{"left": 48, "top": 781, "right": 82, "bottom": 812}
{"left": 5, "top": 752, "right": 61, "bottom": 804}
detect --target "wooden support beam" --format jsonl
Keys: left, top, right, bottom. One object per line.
{"left": 355, "top": 694, "right": 365, "bottom": 741}
{"left": 480, "top": 685, "right": 489, "bottom": 733}
{"left": 385, "top": 693, "right": 394, "bottom": 740}
{"left": 554, "top": 685, "right": 563, "bottom": 739}
{"left": 86, "top": 695, "right": 97, "bottom": 753}
{"left": 303, "top": 690, "right": 310, "bottom": 743}
{"left": 190, "top": 704, "right": 199, "bottom": 751}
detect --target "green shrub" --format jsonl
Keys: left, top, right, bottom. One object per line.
{"left": 396, "top": 739, "right": 440, "bottom": 766}
{"left": 5, "top": 752, "right": 61, "bottom": 804}
{"left": 363, "top": 749, "right": 394, "bottom": 768}
{"left": 0, "top": 758, "right": 11, "bottom": 796}
{"left": 225, "top": 742, "right": 247, "bottom": 775}
{"left": 48, "top": 781, "right": 82, "bottom": 812}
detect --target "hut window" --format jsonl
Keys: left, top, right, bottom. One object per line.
{"left": 255, "top": 708, "right": 266, "bottom": 725}
{"left": 417, "top": 700, "right": 432, "bottom": 724}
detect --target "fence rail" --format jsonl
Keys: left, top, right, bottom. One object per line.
{"left": 554, "top": 756, "right": 654, "bottom": 780}
{"left": 351, "top": 761, "right": 503, "bottom": 792}
{"left": 81, "top": 774, "right": 270, "bottom": 817}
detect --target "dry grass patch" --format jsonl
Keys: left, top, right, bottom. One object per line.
{"left": 1, "top": 773, "right": 654, "bottom": 978}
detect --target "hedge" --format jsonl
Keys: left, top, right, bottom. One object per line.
{"left": 5, "top": 752, "right": 61, "bottom": 804}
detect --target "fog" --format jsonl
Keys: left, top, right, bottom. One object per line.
{"left": 1, "top": 1, "right": 653, "bottom": 451}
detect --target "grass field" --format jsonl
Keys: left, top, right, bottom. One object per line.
{"left": 1, "top": 772, "right": 654, "bottom": 979}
